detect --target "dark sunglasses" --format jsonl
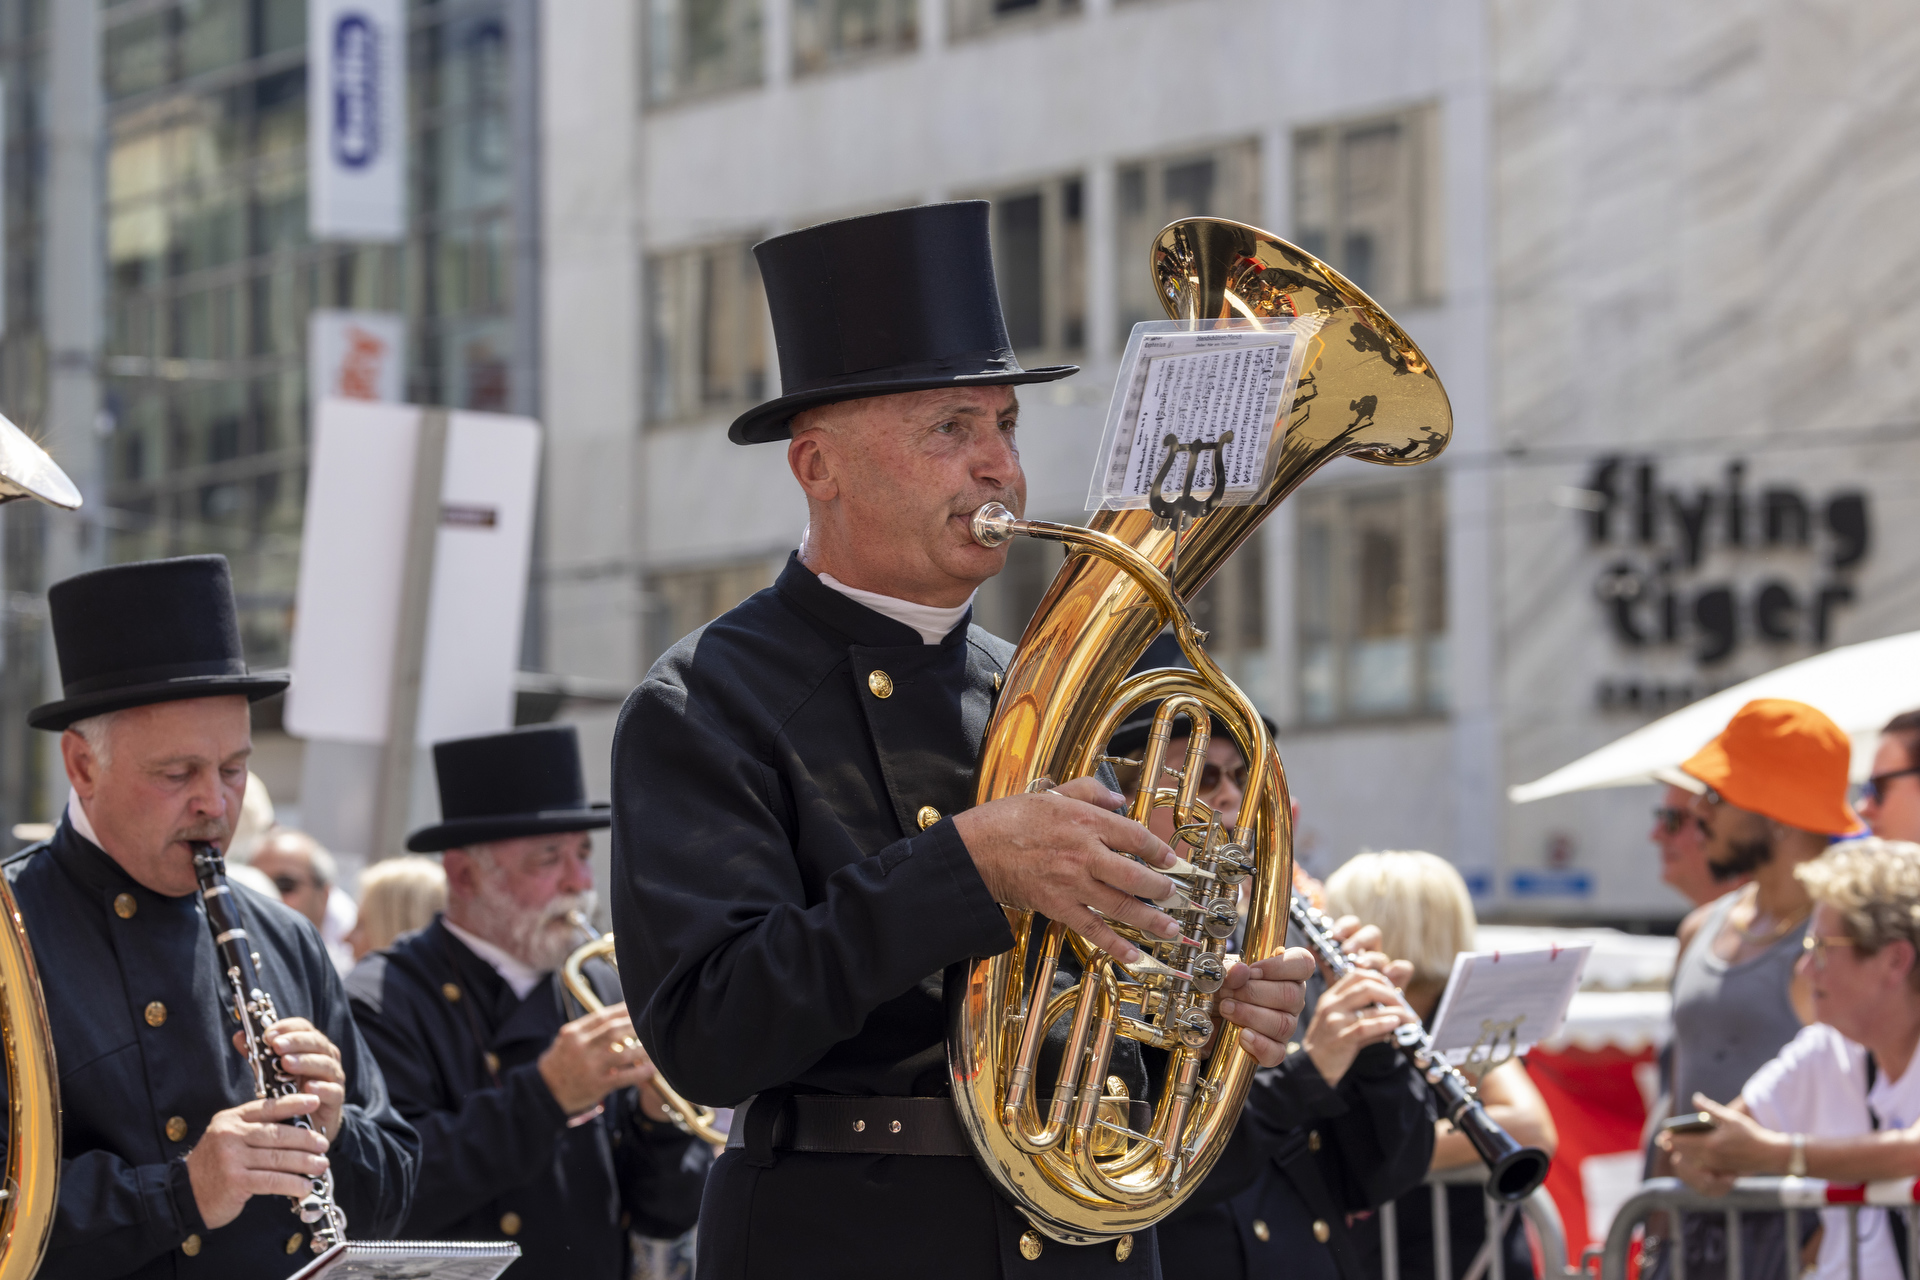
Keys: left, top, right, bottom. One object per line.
{"left": 1860, "top": 767, "right": 1920, "bottom": 805}
{"left": 1653, "top": 806, "right": 1690, "bottom": 835}
{"left": 1200, "top": 762, "right": 1249, "bottom": 794}
{"left": 270, "top": 874, "right": 312, "bottom": 895}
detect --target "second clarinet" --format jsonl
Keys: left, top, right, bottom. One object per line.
{"left": 193, "top": 841, "right": 348, "bottom": 1253}
{"left": 1289, "top": 895, "right": 1552, "bottom": 1202}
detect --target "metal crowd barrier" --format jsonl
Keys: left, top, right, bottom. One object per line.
{"left": 1597, "top": 1176, "right": 1920, "bottom": 1280}
{"left": 1379, "top": 1164, "right": 1581, "bottom": 1280}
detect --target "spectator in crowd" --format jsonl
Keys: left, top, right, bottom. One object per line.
{"left": 1663, "top": 838, "right": 1920, "bottom": 1280}
{"left": 1328, "top": 850, "right": 1558, "bottom": 1280}
{"left": 1859, "top": 710, "right": 1920, "bottom": 843}
{"left": 346, "top": 855, "right": 448, "bottom": 961}
{"left": 1656, "top": 698, "right": 1862, "bottom": 1278}
{"left": 239, "top": 827, "right": 357, "bottom": 974}
{"left": 1106, "top": 677, "right": 1435, "bottom": 1280}
{"left": 1656, "top": 781, "right": 1729, "bottom": 910}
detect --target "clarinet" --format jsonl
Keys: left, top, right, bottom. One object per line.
{"left": 1289, "top": 895, "right": 1552, "bottom": 1203}
{"left": 193, "top": 842, "right": 348, "bottom": 1253}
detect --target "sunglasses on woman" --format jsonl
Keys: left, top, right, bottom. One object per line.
{"left": 1858, "top": 767, "right": 1920, "bottom": 806}
{"left": 1200, "top": 762, "right": 1249, "bottom": 794}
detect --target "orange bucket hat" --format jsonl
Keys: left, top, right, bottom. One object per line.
{"left": 1679, "top": 698, "right": 1863, "bottom": 836}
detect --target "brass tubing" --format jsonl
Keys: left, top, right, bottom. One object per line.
{"left": 561, "top": 925, "right": 727, "bottom": 1149}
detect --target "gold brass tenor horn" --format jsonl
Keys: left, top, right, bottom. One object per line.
{"left": 0, "top": 411, "right": 82, "bottom": 1279}
{"left": 561, "top": 915, "right": 727, "bottom": 1148}
{"left": 947, "top": 218, "right": 1452, "bottom": 1243}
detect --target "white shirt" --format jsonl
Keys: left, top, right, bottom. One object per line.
{"left": 442, "top": 917, "right": 545, "bottom": 1001}
{"left": 1743, "top": 1022, "right": 1920, "bottom": 1280}
{"left": 66, "top": 790, "right": 100, "bottom": 847}
{"left": 817, "top": 571, "right": 973, "bottom": 645}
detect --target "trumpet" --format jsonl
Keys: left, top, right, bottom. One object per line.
{"left": 1287, "top": 896, "right": 1551, "bottom": 1202}
{"left": 193, "top": 842, "right": 349, "bottom": 1252}
{"left": 561, "top": 914, "right": 727, "bottom": 1148}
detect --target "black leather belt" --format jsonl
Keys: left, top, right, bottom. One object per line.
{"left": 725, "top": 1091, "right": 1152, "bottom": 1162}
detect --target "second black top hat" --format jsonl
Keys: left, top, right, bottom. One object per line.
{"left": 728, "top": 201, "right": 1079, "bottom": 445}
{"left": 30, "top": 555, "right": 288, "bottom": 731}
{"left": 407, "top": 724, "right": 610, "bottom": 852}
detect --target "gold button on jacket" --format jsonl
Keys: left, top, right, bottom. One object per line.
{"left": 442, "top": 983, "right": 461, "bottom": 1002}
{"left": 181, "top": 1234, "right": 201, "bottom": 1257}
{"left": 144, "top": 1001, "right": 167, "bottom": 1028}
{"left": 1114, "top": 1235, "right": 1134, "bottom": 1262}
{"left": 1017, "top": 1230, "right": 1043, "bottom": 1261}
{"left": 500, "top": 1211, "right": 522, "bottom": 1236}
{"left": 867, "top": 670, "right": 894, "bottom": 698}
{"left": 113, "top": 893, "right": 137, "bottom": 919}
{"left": 165, "top": 1115, "right": 187, "bottom": 1143}
{"left": 916, "top": 805, "right": 940, "bottom": 830}
{"left": 285, "top": 1232, "right": 305, "bottom": 1254}
{"left": 1312, "top": 1219, "right": 1331, "bottom": 1244}
{"left": 1252, "top": 1218, "right": 1270, "bottom": 1243}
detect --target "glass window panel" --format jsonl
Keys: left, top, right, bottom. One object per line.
{"left": 647, "top": 0, "right": 762, "bottom": 104}
{"left": 1290, "top": 106, "right": 1439, "bottom": 308}
{"left": 106, "top": 15, "right": 171, "bottom": 101}
{"left": 646, "top": 559, "right": 778, "bottom": 663}
{"left": 1295, "top": 479, "right": 1446, "bottom": 723}
{"left": 646, "top": 239, "right": 769, "bottom": 426}
{"left": 994, "top": 193, "right": 1044, "bottom": 352}
{"left": 1113, "top": 141, "right": 1258, "bottom": 336}
{"left": 180, "top": 0, "right": 249, "bottom": 79}
{"left": 792, "top": 0, "right": 917, "bottom": 77}
{"left": 949, "top": 0, "right": 1080, "bottom": 40}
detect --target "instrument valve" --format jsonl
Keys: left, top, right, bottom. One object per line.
{"left": 1201, "top": 898, "right": 1239, "bottom": 939}
{"left": 1172, "top": 1006, "right": 1214, "bottom": 1048}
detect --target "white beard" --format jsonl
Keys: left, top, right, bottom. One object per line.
{"left": 464, "top": 878, "right": 597, "bottom": 973}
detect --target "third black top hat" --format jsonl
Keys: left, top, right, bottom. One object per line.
{"left": 728, "top": 201, "right": 1078, "bottom": 445}
{"left": 30, "top": 555, "right": 289, "bottom": 731}
{"left": 407, "top": 724, "right": 610, "bottom": 852}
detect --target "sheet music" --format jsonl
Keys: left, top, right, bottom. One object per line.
{"left": 1087, "top": 321, "right": 1304, "bottom": 512}
{"left": 289, "top": 1241, "right": 522, "bottom": 1280}
{"left": 1425, "top": 945, "right": 1591, "bottom": 1064}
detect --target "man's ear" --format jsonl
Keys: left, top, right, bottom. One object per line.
{"left": 1885, "top": 938, "right": 1917, "bottom": 989}
{"left": 788, "top": 429, "right": 841, "bottom": 503}
{"left": 61, "top": 729, "right": 97, "bottom": 800}
{"left": 442, "top": 849, "right": 476, "bottom": 899}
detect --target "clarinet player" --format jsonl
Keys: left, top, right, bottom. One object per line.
{"left": 2, "top": 557, "right": 419, "bottom": 1277}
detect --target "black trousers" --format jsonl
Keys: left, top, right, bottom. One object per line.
{"left": 694, "top": 1149, "right": 1161, "bottom": 1279}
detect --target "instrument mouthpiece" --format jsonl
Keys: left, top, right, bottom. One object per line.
{"left": 970, "top": 502, "right": 1020, "bottom": 548}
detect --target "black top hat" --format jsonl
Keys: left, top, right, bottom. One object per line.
{"left": 407, "top": 724, "right": 610, "bottom": 852}
{"left": 1107, "top": 633, "right": 1278, "bottom": 758}
{"left": 729, "top": 201, "right": 1079, "bottom": 445}
{"left": 30, "top": 555, "right": 289, "bottom": 731}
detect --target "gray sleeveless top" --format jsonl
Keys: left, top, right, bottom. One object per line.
{"left": 1670, "top": 890, "right": 1809, "bottom": 1110}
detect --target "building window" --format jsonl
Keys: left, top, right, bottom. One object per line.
{"left": 971, "top": 178, "right": 1085, "bottom": 366}
{"left": 646, "top": 559, "right": 779, "bottom": 662}
{"left": 644, "top": 240, "right": 769, "bottom": 427}
{"left": 1190, "top": 533, "right": 1266, "bottom": 674}
{"left": 1292, "top": 105, "right": 1442, "bottom": 309}
{"left": 949, "top": 0, "right": 1081, "bottom": 40}
{"left": 1296, "top": 477, "right": 1447, "bottom": 724}
{"left": 792, "top": 0, "right": 917, "bottom": 76}
{"left": 1114, "top": 140, "right": 1260, "bottom": 334}
{"left": 645, "top": 0, "right": 763, "bottom": 105}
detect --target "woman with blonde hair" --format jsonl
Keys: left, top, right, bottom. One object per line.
{"left": 1327, "top": 850, "right": 1559, "bottom": 1279}
{"left": 345, "top": 855, "right": 448, "bottom": 961}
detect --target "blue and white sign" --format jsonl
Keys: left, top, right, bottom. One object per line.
{"left": 309, "top": 0, "right": 405, "bottom": 242}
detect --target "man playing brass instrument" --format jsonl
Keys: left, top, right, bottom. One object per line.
{"left": 348, "top": 725, "right": 710, "bottom": 1278}
{"left": 3, "top": 556, "right": 419, "bottom": 1277}
{"left": 612, "top": 202, "right": 1315, "bottom": 1278}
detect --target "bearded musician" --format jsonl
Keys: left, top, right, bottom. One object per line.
{"left": 611, "top": 201, "right": 1317, "bottom": 1278}
{"left": 3, "top": 556, "right": 419, "bottom": 1277}
{"left": 347, "top": 725, "right": 710, "bottom": 1278}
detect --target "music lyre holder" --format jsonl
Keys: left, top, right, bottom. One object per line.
{"left": 1457, "top": 1014, "right": 1526, "bottom": 1080}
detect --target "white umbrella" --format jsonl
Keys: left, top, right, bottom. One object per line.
{"left": 1508, "top": 630, "right": 1920, "bottom": 803}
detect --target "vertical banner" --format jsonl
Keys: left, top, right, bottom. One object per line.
{"left": 308, "top": 0, "right": 406, "bottom": 242}
{"left": 309, "top": 309, "right": 406, "bottom": 402}
{"left": 285, "top": 398, "right": 542, "bottom": 746}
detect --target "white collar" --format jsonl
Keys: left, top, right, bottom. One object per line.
{"left": 817, "top": 572, "right": 974, "bottom": 645}
{"left": 66, "top": 790, "right": 102, "bottom": 848}
{"left": 442, "top": 916, "right": 545, "bottom": 1001}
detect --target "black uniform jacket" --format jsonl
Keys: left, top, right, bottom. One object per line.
{"left": 1, "top": 818, "right": 418, "bottom": 1279}
{"left": 612, "top": 555, "right": 1162, "bottom": 1279}
{"left": 1158, "top": 1041, "right": 1436, "bottom": 1280}
{"left": 345, "top": 917, "right": 710, "bottom": 1278}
